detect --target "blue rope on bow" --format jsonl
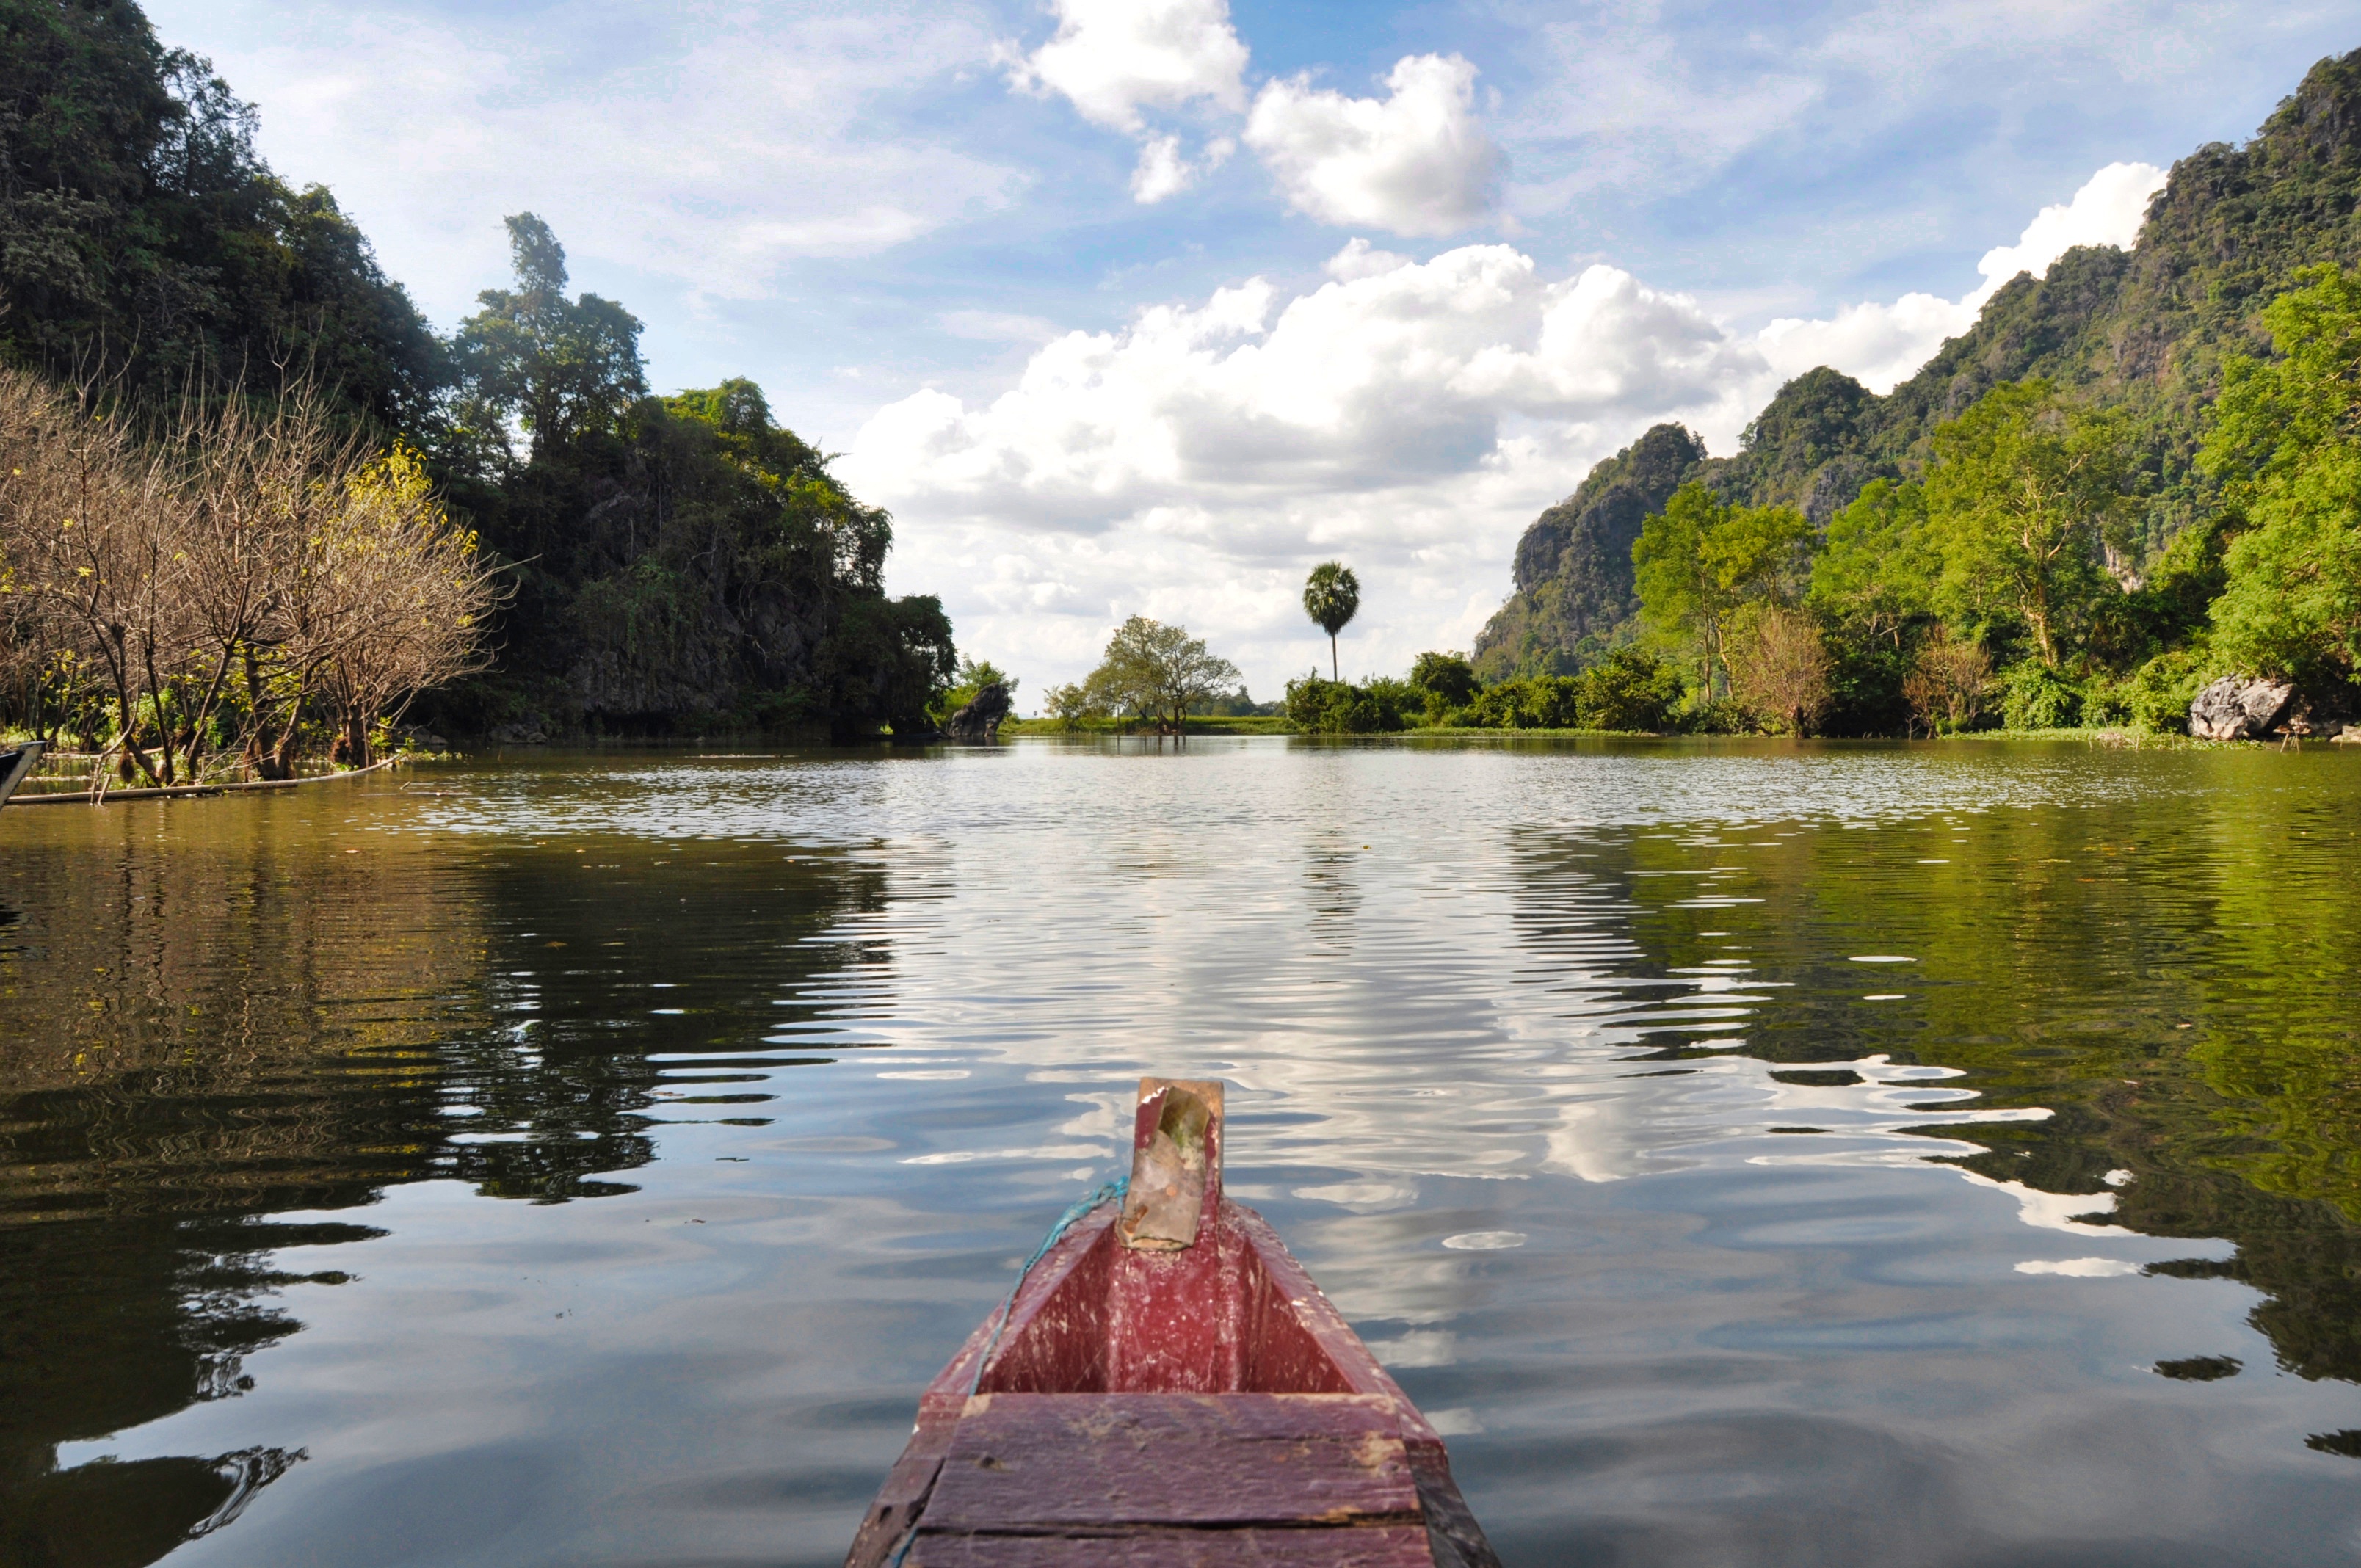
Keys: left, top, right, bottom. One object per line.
{"left": 884, "top": 1176, "right": 1129, "bottom": 1568}
{"left": 969, "top": 1176, "right": 1128, "bottom": 1398}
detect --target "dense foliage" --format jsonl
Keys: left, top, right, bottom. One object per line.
{"left": 0, "top": 0, "right": 442, "bottom": 427}
{"left": 0, "top": 2, "right": 957, "bottom": 745}
{"left": 2201, "top": 264, "right": 2361, "bottom": 683}
{"left": 423, "top": 221, "right": 955, "bottom": 741}
{"left": 1476, "top": 46, "right": 2361, "bottom": 735}
{"left": 1278, "top": 644, "right": 1683, "bottom": 735}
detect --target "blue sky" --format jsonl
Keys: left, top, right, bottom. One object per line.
{"left": 148, "top": 0, "right": 2361, "bottom": 699}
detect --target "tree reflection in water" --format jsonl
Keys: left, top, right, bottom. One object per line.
{"left": 0, "top": 801, "right": 881, "bottom": 1565}
{"left": 1551, "top": 761, "right": 2361, "bottom": 1393}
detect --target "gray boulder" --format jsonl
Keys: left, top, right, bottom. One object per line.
{"left": 2188, "top": 675, "right": 2295, "bottom": 740}
{"left": 943, "top": 681, "right": 1012, "bottom": 743}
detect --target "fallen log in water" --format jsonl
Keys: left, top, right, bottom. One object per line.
{"left": 2, "top": 754, "right": 406, "bottom": 806}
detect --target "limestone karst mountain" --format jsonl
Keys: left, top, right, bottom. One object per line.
{"left": 1478, "top": 46, "right": 2361, "bottom": 679}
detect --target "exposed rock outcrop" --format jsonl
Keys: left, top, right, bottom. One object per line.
{"left": 1474, "top": 424, "right": 1705, "bottom": 678}
{"left": 2188, "top": 677, "right": 2295, "bottom": 740}
{"left": 943, "top": 682, "right": 1012, "bottom": 743}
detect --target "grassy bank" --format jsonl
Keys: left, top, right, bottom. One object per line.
{"left": 1000, "top": 715, "right": 1298, "bottom": 736}
{"left": 993, "top": 720, "right": 2307, "bottom": 747}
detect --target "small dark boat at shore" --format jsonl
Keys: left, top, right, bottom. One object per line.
{"left": 0, "top": 741, "right": 43, "bottom": 809}
{"left": 847, "top": 1078, "right": 1499, "bottom": 1567}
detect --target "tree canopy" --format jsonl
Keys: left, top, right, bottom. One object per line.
{"left": 1302, "top": 561, "right": 1359, "bottom": 680}
{"left": 1632, "top": 483, "right": 1810, "bottom": 696}
{"left": 451, "top": 215, "right": 648, "bottom": 465}
{"left": 0, "top": 0, "right": 443, "bottom": 427}
{"left": 2199, "top": 264, "right": 2361, "bottom": 683}
{"left": 1923, "top": 380, "right": 2130, "bottom": 668}
{"left": 1081, "top": 617, "right": 1241, "bottom": 736}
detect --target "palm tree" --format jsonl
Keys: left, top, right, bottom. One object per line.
{"left": 1302, "top": 562, "right": 1360, "bottom": 681}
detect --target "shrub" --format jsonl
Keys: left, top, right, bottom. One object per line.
{"left": 1680, "top": 697, "right": 1759, "bottom": 734}
{"left": 1821, "top": 638, "right": 1911, "bottom": 737}
{"left": 1578, "top": 647, "right": 1680, "bottom": 731}
{"left": 1363, "top": 676, "right": 1426, "bottom": 727}
{"left": 1409, "top": 651, "right": 1480, "bottom": 715}
{"left": 1285, "top": 675, "right": 1400, "bottom": 734}
{"left": 1456, "top": 676, "right": 1581, "bottom": 728}
{"left": 1445, "top": 653, "right": 1675, "bottom": 732}
{"left": 2117, "top": 649, "right": 2208, "bottom": 731}
{"left": 1998, "top": 661, "right": 2086, "bottom": 730}
{"left": 1459, "top": 680, "right": 1531, "bottom": 728}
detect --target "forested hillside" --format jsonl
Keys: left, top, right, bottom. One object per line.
{"left": 0, "top": 0, "right": 951, "bottom": 746}
{"left": 1478, "top": 48, "right": 2361, "bottom": 687}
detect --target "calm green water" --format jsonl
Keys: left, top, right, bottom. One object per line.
{"left": 4, "top": 738, "right": 2360, "bottom": 1567}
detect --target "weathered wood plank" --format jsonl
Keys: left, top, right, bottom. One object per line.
{"left": 907, "top": 1525, "right": 1436, "bottom": 1567}
{"left": 921, "top": 1393, "right": 1421, "bottom": 1531}
{"left": 841, "top": 1409, "right": 961, "bottom": 1568}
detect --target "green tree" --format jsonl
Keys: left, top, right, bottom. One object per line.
{"left": 2198, "top": 264, "right": 2361, "bottom": 683}
{"left": 452, "top": 214, "right": 647, "bottom": 463}
{"left": 1285, "top": 674, "right": 1399, "bottom": 734}
{"left": 1409, "top": 650, "right": 1479, "bottom": 716}
{"left": 1808, "top": 479, "right": 1937, "bottom": 647}
{"left": 809, "top": 592, "right": 955, "bottom": 739}
{"left": 1302, "top": 562, "right": 1359, "bottom": 680}
{"left": 1632, "top": 482, "right": 1811, "bottom": 696}
{"left": 1040, "top": 680, "right": 1092, "bottom": 729}
{"left": 0, "top": 4, "right": 445, "bottom": 427}
{"left": 1081, "top": 617, "right": 1240, "bottom": 737}
{"left": 1578, "top": 646, "right": 1680, "bottom": 732}
{"left": 1923, "top": 380, "right": 2130, "bottom": 668}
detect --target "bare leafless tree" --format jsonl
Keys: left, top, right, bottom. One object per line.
{"left": 1728, "top": 605, "right": 1834, "bottom": 736}
{"left": 1903, "top": 627, "right": 1994, "bottom": 734}
{"left": 313, "top": 444, "right": 504, "bottom": 764}
{"left": 0, "top": 366, "right": 502, "bottom": 777}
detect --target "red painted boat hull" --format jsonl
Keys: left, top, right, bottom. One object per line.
{"left": 844, "top": 1197, "right": 1498, "bottom": 1567}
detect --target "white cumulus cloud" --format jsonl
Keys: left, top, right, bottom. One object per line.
{"left": 1245, "top": 54, "right": 1504, "bottom": 236}
{"left": 1004, "top": 11, "right": 1501, "bottom": 228}
{"left": 1968, "top": 159, "right": 2166, "bottom": 308}
{"left": 1128, "top": 133, "right": 1234, "bottom": 203}
{"left": 1007, "top": 0, "right": 1247, "bottom": 203}
{"left": 849, "top": 239, "right": 1763, "bottom": 695}
{"left": 1756, "top": 161, "right": 2166, "bottom": 392}
{"left": 851, "top": 243, "right": 1758, "bottom": 519}
{"left": 1008, "top": 0, "right": 1250, "bottom": 131}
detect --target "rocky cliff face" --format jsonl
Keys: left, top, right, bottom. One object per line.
{"left": 1476, "top": 47, "right": 2361, "bottom": 679}
{"left": 425, "top": 386, "right": 955, "bottom": 741}
{"left": 1475, "top": 425, "right": 1703, "bottom": 678}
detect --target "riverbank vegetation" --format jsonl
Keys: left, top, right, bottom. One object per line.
{"left": 0, "top": 1, "right": 957, "bottom": 753}
{"left": 1313, "top": 272, "right": 2361, "bottom": 742}
{"left": 0, "top": 371, "right": 498, "bottom": 782}
{"left": 1470, "top": 50, "right": 2361, "bottom": 741}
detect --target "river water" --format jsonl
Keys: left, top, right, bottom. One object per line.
{"left": 4, "top": 738, "right": 2359, "bottom": 1567}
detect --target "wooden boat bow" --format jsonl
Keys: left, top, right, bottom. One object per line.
{"left": 0, "top": 741, "right": 42, "bottom": 810}
{"left": 846, "top": 1078, "right": 1498, "bottom": 1567}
